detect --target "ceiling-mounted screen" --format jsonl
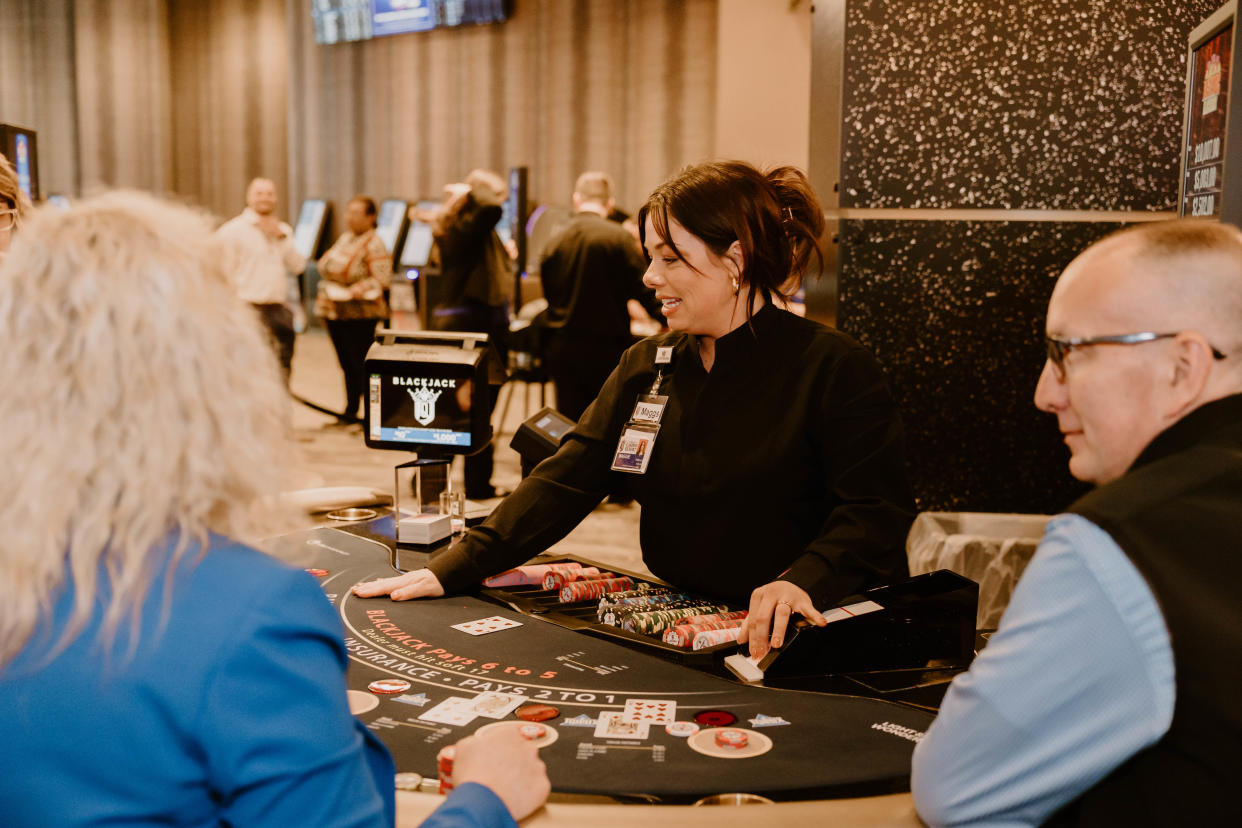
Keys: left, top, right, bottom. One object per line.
{"left": 312, "top": 0, "right": 373, "bottom": 44}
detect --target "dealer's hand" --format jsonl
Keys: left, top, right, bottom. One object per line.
{"left": 452, "top": 727, "right": 550, "bottom": 822}
{"left": 737, "top": 580, "right": 826, "bottom": 659}
{"left": 351, "top": 568, "right": 445, "bottom": 601}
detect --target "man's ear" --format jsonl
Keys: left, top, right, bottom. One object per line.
{"left": 1166, "top": 332, "right": 1216, "bottom": 417}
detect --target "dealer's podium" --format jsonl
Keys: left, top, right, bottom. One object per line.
{"left": 264, "top": 516, "right": 961, "bottom": 823}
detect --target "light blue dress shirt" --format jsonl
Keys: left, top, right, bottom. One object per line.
{"left": 911, "top": 514, "right": 1176, "bottom": 827}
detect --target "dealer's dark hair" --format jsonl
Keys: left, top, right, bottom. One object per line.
{"left": 349, "top": 195, "right": 378, "bottom": 226}
{"left": 638, "top": 161, "right": 826, "bottom": 315}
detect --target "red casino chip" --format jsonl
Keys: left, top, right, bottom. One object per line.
{"left": 693, "top": 709, "right": 736, "bottom": 727}
{"left": 515, "top": 703, "right": 560, "bottom": 722}
{"left": 368, "top": 678, "right": 412, "bottom": 695}
{"left": 518, "top": 723, "right": 548, "bottom": 740}
{"left": 305, "top": 568, "right": 330, "bottom": 577}
{"left": 715, "top": 728, "right": 749, "bottom": 749}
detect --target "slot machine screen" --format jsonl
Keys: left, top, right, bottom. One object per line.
{"left": 292, "top": 199, "right": 329, "bottom": 260}
{"left": 376, "top": 199, "right": 408, "bottom": 255}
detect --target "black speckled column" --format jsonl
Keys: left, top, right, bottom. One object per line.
{"left": 833, "top": 0, "right": 1223, "bottom": 514}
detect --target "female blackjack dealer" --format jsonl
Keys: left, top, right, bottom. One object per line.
{"left": 355, "top": 160, "right": 916, "bottom": 659}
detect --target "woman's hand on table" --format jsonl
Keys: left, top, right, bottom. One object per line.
{"left": 737, "top": 580, "right": 826, "bottom": 659}
{"left": 452, "top": 726, "right": 550, "bottom": 821}
{"left": 351, "top": 568, "right": 445, "bottom": 601}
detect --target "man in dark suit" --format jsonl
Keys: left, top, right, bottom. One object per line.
{"left": 538, "top": 171, "right": 663, "bottom": 422}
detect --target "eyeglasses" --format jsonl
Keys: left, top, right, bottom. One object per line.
{"left": 1045, "top": 331, "right": 1227, "bottom": 378}
{"left": 0, "top": 209, "right": 17, "bottom": 232}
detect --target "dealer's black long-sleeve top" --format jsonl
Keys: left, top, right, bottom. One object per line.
{"left": 429, "top": 303, "right": 916, "bottom": 606}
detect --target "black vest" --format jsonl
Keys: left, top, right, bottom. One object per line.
{"left": 1046, "top": 394, "right": 1242, "bottom": 826}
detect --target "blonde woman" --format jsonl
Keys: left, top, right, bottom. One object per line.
{"left": 0, "top": 192, "right": 547, "bottom": 827}
{"left": 0, "top": 151, "right": 31, "bottom": 258}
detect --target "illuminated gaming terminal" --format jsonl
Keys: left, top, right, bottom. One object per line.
{"left": 1, "top": 2, "right": 1239, "bottom": 827}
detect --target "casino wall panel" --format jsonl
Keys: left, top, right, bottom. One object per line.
{"left": 828, "top": 0, "right": 1224, "bottom": 513}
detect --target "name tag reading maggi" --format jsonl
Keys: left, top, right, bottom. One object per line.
{"left": 631, "top": 394, "right": 667, "bottom": 424}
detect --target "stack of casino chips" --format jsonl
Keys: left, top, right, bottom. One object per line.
{"left": 715, "top": 728, "right": 749, "bottom": 749}
{"left": 558, "top": 576, "right": 635, "bottom": 603}
{"left": 436, "top": 745, "right": 455, "bottom": 794}
{"left": 597, "top": 589, "right": 686, "bottom": 624}
{"left": 482, "top": 561, "right": 584, "bottom": 588}
{"left": 618, "top": 602, "right": 730, "bottom": 635}
{"left": 542, "top": 567, "right": 618, "bottom": 591}
{"left": 662, "top": 611, "right": 749, "bottom": 648}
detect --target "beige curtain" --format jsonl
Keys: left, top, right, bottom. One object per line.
{"left": 2, "top": 0, "right": 717, "bottom": 222}
{"left": 287, "top": 0, "right": 718, "bottom": 215}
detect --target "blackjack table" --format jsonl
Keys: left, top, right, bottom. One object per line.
{"left": 269, "top": 517, "right": 938, "bottom": 826}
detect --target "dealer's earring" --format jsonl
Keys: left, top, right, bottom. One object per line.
{"left": 730, "top": 276, "right": 739, "bottom": 295}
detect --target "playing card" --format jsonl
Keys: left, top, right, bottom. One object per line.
{"left": 418, "top": 696, "right": 478, "bottom": 726}
{"left": 594, "top": 710, "right": 650, "bottom": 739}
{"left": 470, "top": 691, "right": 525, "bottom": 719}
{"left": 621, "top": 698, "right": 677, "bottom": 725}
{"left": 451, "top": 616, "right": 524, "bottom": 636}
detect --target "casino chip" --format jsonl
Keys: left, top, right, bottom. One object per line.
{"left": 715, "top": 728, "right": 749, "bottom": 749}
{"left": 368, "top": 678, "right": 412, "bottom": 695}
{"left": 519, "top": 723, "right": 548, "bottom": 740}
{"left": 305, "top": 568, "right": 329, "bottom": 577}
{"left": 394, "top": 772, "right": 423, "bottom": 791}
{"left": 515, "top": 703, "right": 560, "bottom": 722}
{"left": 665, "top": 721, "right": 700, "bottom": 737}
{"left": 693, "top": 709, "right": 737, "bottom": 727}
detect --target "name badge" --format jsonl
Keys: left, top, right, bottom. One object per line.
{"left": 631, "top": 394, "right": 667, "bottom": 424}
{"left": 655, "top": 346, "right": 674, "bottom": 365}
{"left": 611, "top": 422, "right": 659, "bottom": 474}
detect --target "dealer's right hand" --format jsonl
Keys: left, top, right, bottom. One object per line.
{"left": 351, "top": 568, "right": 445, "bottom": 601}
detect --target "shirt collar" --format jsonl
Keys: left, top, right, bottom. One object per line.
{"left": 688, "top": 302, "right": 783, "bottom": 366}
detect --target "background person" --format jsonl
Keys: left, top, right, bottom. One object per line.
{"left": 0, "top": 151, "right": 31, "bottom": 259}
{"left": 357, "top": 161, "right": 916, "bottom": 654}
{"left": 216, "top": 176, "right": 307, "bottom": 382}
{"left": 912, "top": 220, "right": 1242, "bottom": 827}
{"left": 538, "top": 170, "right": 664, "bottom": 423}
{"left": 430, "top": 168, "right": 513, "bottom": 499}
{"left": 0, "top": 191, "right": 548, "bottom": 828}
{"left": 316, "top": 195, "right": 392, "bottom": 424}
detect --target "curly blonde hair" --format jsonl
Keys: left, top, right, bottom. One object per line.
{"left": 0, "top": 151, "right": 32, "bottom": 217}
{"left": 0, "top": 191, "right": 294, "bottom": 666}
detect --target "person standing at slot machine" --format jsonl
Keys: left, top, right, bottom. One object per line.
{"left": 316, "top": 195, "right": 393, "bottom": 424}
{"left": 356, "top": 160, "right": 917, "bottom": 657}
{"left": 0, "top": 152, "right": 31, "bottom": 260}
{"left": 431, "top": 169, "right": 513, "bottom": 500}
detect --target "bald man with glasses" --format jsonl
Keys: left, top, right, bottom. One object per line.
{"left": 912, "top": 220, "right": 1242, "bottom": 827}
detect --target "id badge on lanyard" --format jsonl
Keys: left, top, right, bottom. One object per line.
{"left": 611, "top": 346, "right": 674, "bottom": 474}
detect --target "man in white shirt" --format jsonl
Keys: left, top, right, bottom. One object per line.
{"left": 216, "top": 178, "right": 306, "bottom": 381}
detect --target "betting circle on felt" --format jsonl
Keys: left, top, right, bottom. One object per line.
{"left": 294, "top": 520, "right": 936, "bottom": 803}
